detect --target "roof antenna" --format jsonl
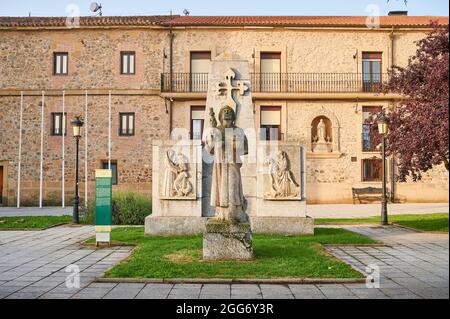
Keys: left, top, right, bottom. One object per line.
{"left": 28, "top": 12, "right": 31, "bottom": 17}
{"left": 183, "top": 9, "right": 190, "bottom": 16}
{"left": 90, "top": 2, "right": 103, "bottom": 16}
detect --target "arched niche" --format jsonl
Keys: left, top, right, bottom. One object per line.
{"left": 302, "top": 108, "right": 341, "bottom": 154}
{"left": 311, "top": 116, "right": 333, "bottom": 143}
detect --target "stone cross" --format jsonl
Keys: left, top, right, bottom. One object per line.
{"left": 215, "top": 68, "right": 249, "bottom": 110}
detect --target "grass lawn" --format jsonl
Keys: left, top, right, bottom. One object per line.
{"left": 316, "top": 213, "right": 449, "bottom": 232}
{"left": 0, "top": 215, "right": 72, "bottom": 230}
{"left": 91, "top": 227, "right": 378, "bottom": 279}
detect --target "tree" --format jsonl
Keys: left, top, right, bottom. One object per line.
{"left": 382, "top": 24, "right": 449, "bottom": 181}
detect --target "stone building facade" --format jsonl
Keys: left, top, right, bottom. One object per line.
{"left": 0, "top": 14, "right": 448, "bottom": 207}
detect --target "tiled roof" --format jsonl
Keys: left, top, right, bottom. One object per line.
{"left": 0, "top": 15, "right": 447, "bottom": 29}
{"left": 0, "top": 15, "right": 176, "bottom": 28}
{"left": 167, "top": 16, "right": 449, "bottom": 27}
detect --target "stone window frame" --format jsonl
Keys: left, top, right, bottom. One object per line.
{"left": 254, "top": 47, "right": 287, "bottom": 74}
{"left": 255, "top": 101, "right": 287, "bottom": 142}
{"left": 101, "top": 161, "right": 118, "bottom": 185}
{"left": 184, "top": 46, "right": 217, "bottom": 73}
{"left": 362, "top": 105, "right": 383, "bottom": 153}
{"left": 260, "top": 105, "right": 282, "bottom": 141}
{"left": 50, "top": 112, "right": 67, "bottom": 136}
{"left": 53, "top": 52, "right": 69, "bottom": 76}
{"left": 120, "top": 51, "right": 136, "bottom": 75}
{"left": 0, "top": 161, "right": 7, "bottom": 206}
{"left": 190, "top": 105, "right": 206, "bottom": 141}
{"left": 118, "top": 112, "right": 135, "bottom": 136}
{"left": 361, "top": 157, "right": 383, "bottom": 182}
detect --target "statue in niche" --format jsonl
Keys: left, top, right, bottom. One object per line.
{"left": 163, "top": 150, "right": 193, "bottom": 197}
{"left": 312, "top": 117, "right": 332, "bottom": 153}
{"left": 266, "top": 151, "right": 299, "bottom": 199}
{"left": 206, "top": 105, "right": 249, "bottom": 223}
{"left": 317, "top": 119, "right": 327, "bottom": 143}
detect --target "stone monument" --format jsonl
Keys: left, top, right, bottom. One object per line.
{"left": 145, "top": 52, "right": 314, "bottom": 238}
{"left": 203, "top": 104, "right": 253, "bottom": 260}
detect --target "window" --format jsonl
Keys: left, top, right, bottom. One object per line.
{"left": 190, "top": 51, "right": 211, "bottom": 92}
{"left": 120, "top": 52, "right": 135, "bottom": 75}
{"left": 119, "top": 113, "right": 135, "bottom": 136}
{"left": 190, "top": 106, "right": 205, "bottom": 140}
{"left": 260, "top": 106, "right": 281, "bottom": 141}
{"left": 102, "top": 161, "right": 118, "bottom": 185}
{"left": 53, "top": 53, "right": 68, "bottom": 75}
{"left": 362, "top": 106, "right": 382, "bottom": 152}
{"left": 260, "top": 52, "right": 281, "bottom": 92}
{"left": 362, "top": 52, "right": 382, "bottom": 92}
{"left": 51, "top": 112, "right": 67, "bottom": 136}
{"left": 362, "top": 158, "right": 382, "bottom": 182}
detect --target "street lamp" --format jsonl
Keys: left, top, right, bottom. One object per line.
{"left": 71, "top": 116, "right": 84, "bottom": 224}
{"left": 377, "top": 113, "right": 389, "bottom": 226}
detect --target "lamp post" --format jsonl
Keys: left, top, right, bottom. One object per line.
{"left": 71, "top": 116, "right": 84, "bottom": 224}
{"left": 377, "top": 113, "right": 389, "bottom": 226}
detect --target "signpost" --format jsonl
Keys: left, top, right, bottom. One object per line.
{"left": 95, "top": 169, "right": 112, "bottom": 246}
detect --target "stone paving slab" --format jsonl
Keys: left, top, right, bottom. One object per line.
{"left": 0, "top": 224, "right": 448, "bottom": 299}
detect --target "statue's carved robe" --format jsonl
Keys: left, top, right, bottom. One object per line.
{"left": 208, "top": 126, "right": 248, "bottom": 211}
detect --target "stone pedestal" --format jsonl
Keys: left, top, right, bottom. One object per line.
{"left": 145, "top": 216, "right": 207, "bottom": 236}
{"left": 312, "top": 142, "right": 332, "bottom": 153}
{"left": 203, "top": 220, "right": 253, "bottom": 261}
{"left": 251, "top": 217, "right": 314, "bottom": 235}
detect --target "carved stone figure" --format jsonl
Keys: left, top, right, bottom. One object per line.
{"left": 163, "top": 150, "right": 193, "bottom": 198}
{"left": 266, "top": 151, "right": 299, "bottom": 198}
{"left": 317, "top": 118, "right": 327, "bottom": 143}
{"left": 206, "top": 105, "right": 249, "bottom": 223}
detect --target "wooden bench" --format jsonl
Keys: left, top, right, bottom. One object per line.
{"left": 352, "top": 187, "right": 387, "bottom": 204}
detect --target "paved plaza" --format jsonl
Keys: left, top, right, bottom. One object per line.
{"left": 0, "top": 224, "right": 448, "bottom": 299}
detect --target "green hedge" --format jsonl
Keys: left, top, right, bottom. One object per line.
{"left": 82, "top": 192, "right": 151, "bottom": 225}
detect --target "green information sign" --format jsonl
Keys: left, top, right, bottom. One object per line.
{"left": 95, "top": 169, "right": 112, "bottom": 227}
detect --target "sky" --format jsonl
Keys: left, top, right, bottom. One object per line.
{"left": 0, "top": 0, "right": 448, "bottom": 17}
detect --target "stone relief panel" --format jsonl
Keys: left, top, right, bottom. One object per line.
{"left": 258, "top": 144, "right": 303, "bottom": 201}
{"left": 159, "top": 148, "right": 197, "bottom": 200}
{"left": 265, "top": 151, "right": 300, "bottom": 199}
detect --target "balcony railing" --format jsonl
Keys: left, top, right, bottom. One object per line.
{"left": 161, "top": 73, "right": 209, "bottom": 93}
{"left": 161, "top": 73, "right": 388, "bottom": 93}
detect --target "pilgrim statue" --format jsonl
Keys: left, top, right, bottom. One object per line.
{"left": 206, "top": 105, "right": 249, "bottom": 223}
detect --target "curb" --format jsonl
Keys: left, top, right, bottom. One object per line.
{"left": 0, "top": 222, "right": 70, "bottom": 231}
{"left": 391, "top": 223, "right": 449, "bottom": 234}
{"left": 94, "top": 277, "right": 366, "bottom": 285}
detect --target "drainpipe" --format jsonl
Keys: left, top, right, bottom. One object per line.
{"left": 389, "top": 27, "right": 396, "bottom": 203}
{"left": 168, "top": 30, "right": 175, "bottom": 137}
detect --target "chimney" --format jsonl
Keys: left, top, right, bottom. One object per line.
{"left": 388, "top": 11, "right": 408, "bottom": 16}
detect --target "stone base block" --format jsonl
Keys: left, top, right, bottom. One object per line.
{"left": 250, "top": 216, "right": 314, "bottom": 235}
{"left": 203, "top": 220, "right": 253, "bottom": 261}
{"left": 145, "top": 216, "right": 207, "bottom": 236}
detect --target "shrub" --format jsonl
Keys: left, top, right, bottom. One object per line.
{"left": 81, "top": 192, "right": 151, "bottom": 225}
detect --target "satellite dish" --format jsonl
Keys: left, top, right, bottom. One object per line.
{"left": 90, "top": 2, "right": 103, "bottom": 16}
{"left": 183, "top": 9, "right": 190, "bottom": 16}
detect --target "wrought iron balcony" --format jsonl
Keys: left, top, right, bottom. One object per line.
{"left": 160, "top": 72, "right": 388, "bottom": 93}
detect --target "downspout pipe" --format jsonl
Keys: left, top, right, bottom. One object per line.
{"left": 168, "top": 30, "right": 175, "bottom": 137}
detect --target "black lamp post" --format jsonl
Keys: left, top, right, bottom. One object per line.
{"left": 71, "top": 116, "right": 84, "bottom": 224}
{"left": 377, "top": 113, "right": 390, "bottom": 226}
